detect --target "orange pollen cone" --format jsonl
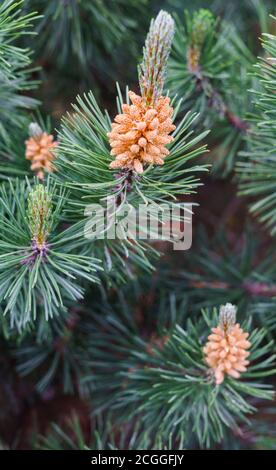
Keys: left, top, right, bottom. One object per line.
{"left": 108, "top": 91, "right": 175, "bottom": 173}
{"left": 25, "top": 132, "right": 58, "bottom": 180}
{"left": 203, "top": 322, "right": 251, "bottom": 385}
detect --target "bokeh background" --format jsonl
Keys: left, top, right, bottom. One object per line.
{"left": 0, "top": 0, "right": 276, "bottom": 450}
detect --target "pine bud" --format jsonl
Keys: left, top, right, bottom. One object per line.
{"left": 138, "top": 10, "right": 175, "bottom": 106}
{"left": 29, "top": 122, "right": 43, "bottom": 139}
{"left": 187, "top": 9, "right": 215, "bottom": 73}
{"left": 27, "top": 185, "right": 53, "bottom": 251}
{"left": 219, "top": 303, "right": 237, "bottom": 333}
{"left": 190, "top": 9, "right": 215, "bottom": 49}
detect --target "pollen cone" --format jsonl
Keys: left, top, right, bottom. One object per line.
{"left": 108, "top": 91, "right": 175, "bottom": 173}
{"left": 25, "top": 132, "right": 58, "bottom": 180}
{"left": 203, "top": 321, "right": 251, "bottom": 385}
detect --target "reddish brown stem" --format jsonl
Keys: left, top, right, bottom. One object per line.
{"left": 192, "top": 67, "right": 249, "bottom": 132}
{"left": 190, "top": 279, "right": 276, "bottom": 298}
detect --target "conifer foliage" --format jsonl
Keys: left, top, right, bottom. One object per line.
{"left": 237, "top": 22, "right": 276, "bottom": 236}
{"left": 168, "top": 8, "right": 255, "bottom": 174}
{"left": 0, "top": 0, "right": 275, "bottom": 452}
{"left": 0, "top": 0, "right": 38, "bottom": 140}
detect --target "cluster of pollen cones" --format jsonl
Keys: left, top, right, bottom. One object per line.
{"left": 108, "top": 91, "right": 175, "bottom": 173}
{"left": 25, "top": 132, "right": 58, "bottom": 180}
{"left": 203, "top": 322, "right": 251, "bottom": 385}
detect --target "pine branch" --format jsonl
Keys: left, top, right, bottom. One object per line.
{"left": 77, "top": 297, "right": 275, "bottom": 448}
{"left": 54, "top": 11, "right": 209, "bottom": 279}
{"left": 168, "top": 9, "right": 255, "bottom": 174}
{"left": 166, "top": 227, "right": 276, "bottom": 332}
{"left": 237, "top": 20, "right": 276, "bottom": 236}
{"left": 0, "top": 0, "right": 39, "bottom": 141}
{"left": 39, "top": 413, "right": 186, "bottom": 450}
{"left": 23, "top": 0, "right": 149, "bottom": 72}
{"left": 13, "top": 263, "right": 276, "bottom": 447}
{"left": 0, "top": 179, "right": 101, "bottom": 330}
